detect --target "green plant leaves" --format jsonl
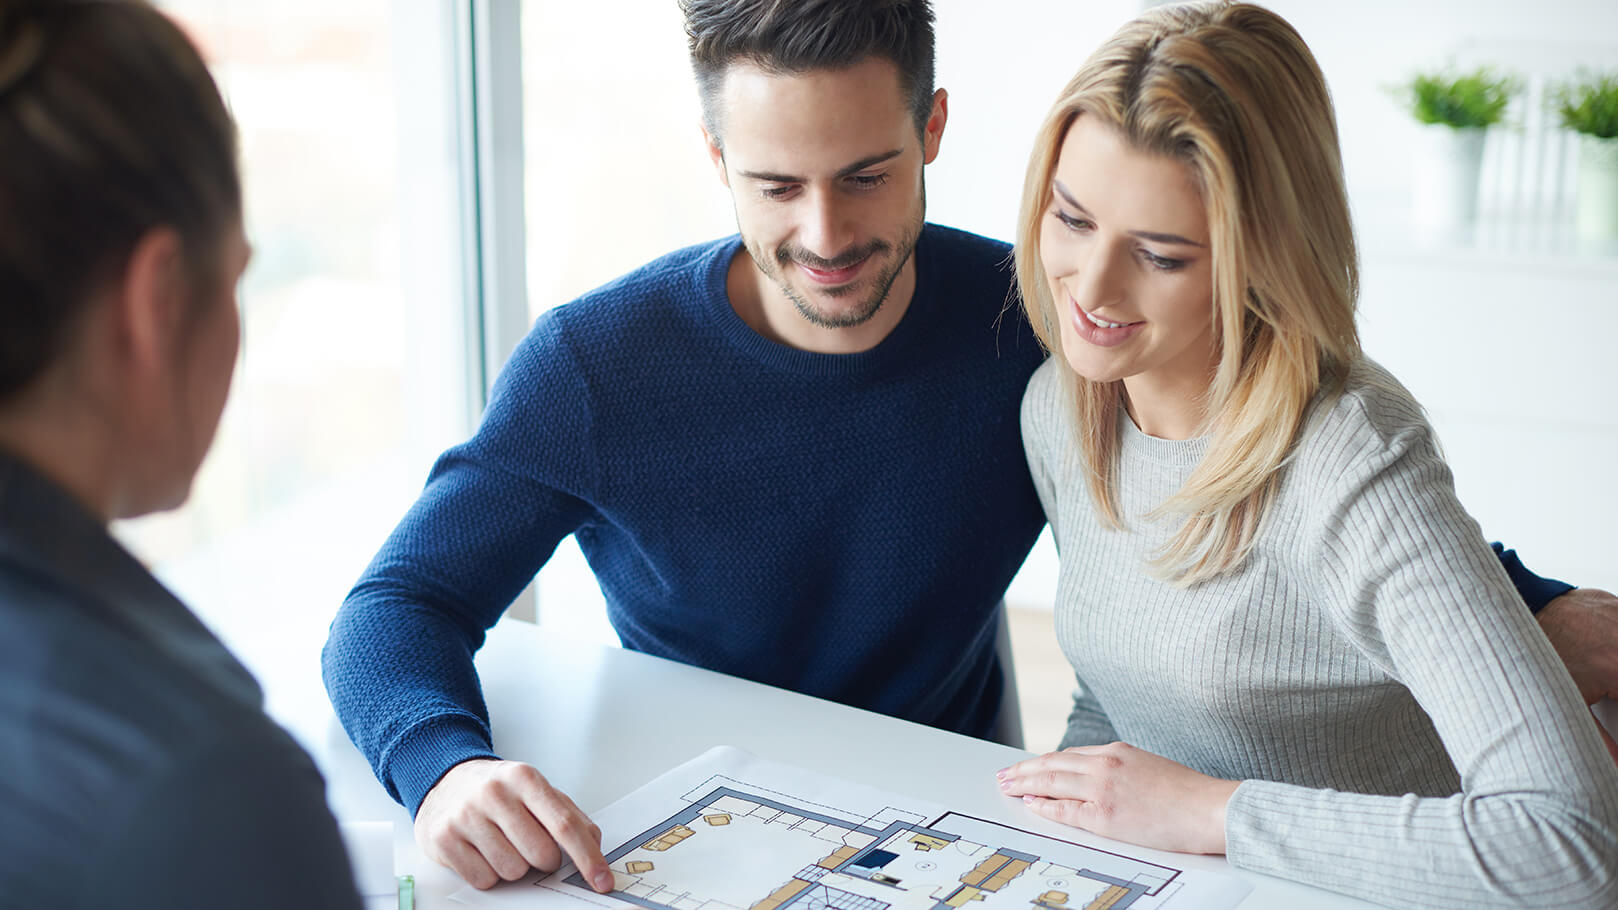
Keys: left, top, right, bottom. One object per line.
{"left": 1553, "top": 71, "right": 1618, "bottom": 139}
{"left": 1403, "top": 68, "right": 1519, "bottom": 129}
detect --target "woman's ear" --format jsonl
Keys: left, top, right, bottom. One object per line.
{"left": 108, "top": 227, "right": 188, "bottom": 382}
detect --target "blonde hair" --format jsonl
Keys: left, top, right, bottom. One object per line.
{"left": 1014, "top": 1, "right": 1360, "bottom": 585}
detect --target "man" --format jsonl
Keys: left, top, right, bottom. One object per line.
{"left": 324, "top": 0, "right": 1618, "bottom": 892}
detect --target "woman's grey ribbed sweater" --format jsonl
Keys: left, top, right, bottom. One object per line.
{"left": 1020, "top": 357, "right": 1618, "bottom": 909}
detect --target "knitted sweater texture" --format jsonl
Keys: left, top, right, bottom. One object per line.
{"left": 1021, "top": 357, "right": 1618, "bottom": 909}
{"left": 324, "top": 225, "right": 1048, "bottom": 814}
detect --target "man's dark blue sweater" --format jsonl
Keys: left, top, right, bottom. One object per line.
{"left": 323, "top": 225, "right": 1051, "bottom": 814}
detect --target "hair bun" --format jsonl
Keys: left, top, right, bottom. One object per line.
{"left": 0, "top": 6, "right": 50, "bottom": 100}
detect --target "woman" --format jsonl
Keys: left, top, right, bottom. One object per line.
{"left": 994, "top": 3, "right": 1618, "bottom": 907}
{"left": 0, "top": 1, "right": 359, "bottom": 905}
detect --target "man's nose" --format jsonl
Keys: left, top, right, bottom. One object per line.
{"left": 797, "top": 189, "right": 856, "bottom": 262}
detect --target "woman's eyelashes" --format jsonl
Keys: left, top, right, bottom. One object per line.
{"left": 1053, "top": 208, "right": 1093, "bottom": 233}
{"left": 1051, "top": 207, "right": 1189, "bottom": 272}
{"left": 1141, "top": 251, "right": 1186, "bottom": 272}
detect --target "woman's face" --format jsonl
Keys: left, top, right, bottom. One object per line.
{"left": 1040, "top": 115, "right": 1216, "bottom": 397}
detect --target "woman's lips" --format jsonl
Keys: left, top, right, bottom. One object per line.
{"left": 1070, "top": 299, "right": 1144, "bottom": 347}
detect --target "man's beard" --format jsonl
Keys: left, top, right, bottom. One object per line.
{"left": 746, "top": 210, "right": 924, "bottom": 330}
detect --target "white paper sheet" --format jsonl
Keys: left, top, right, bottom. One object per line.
{"left": 449, "top": 746, "right": 1250, "bottom": 910}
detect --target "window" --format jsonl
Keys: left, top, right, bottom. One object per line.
{"left": 518, "top": 2, "right": 733, "bottom": 639}
{"left": 115, "top": 2, "right": 477, "bottom": 671}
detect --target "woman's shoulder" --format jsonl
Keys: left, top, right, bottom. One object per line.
{"left": 1297, "top": 358, "right": 1434, "bottom": 463}
{"left": 1019, "top": 358, "right": 1070, "bottom": 445}
{"left": 1021, "top": 357, "right": 1068, "bottom": 419}
{"left": 0, "top": 577, "right": 328, "bottom": 874}
{"left": 1281, "top": 358, "right": 1446, "bottom": 515}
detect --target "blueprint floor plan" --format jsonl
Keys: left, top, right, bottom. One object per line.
{"left": 572, "top": 783, "right": 1178, "bottom": 910}
{"left": 449, "top": 748, "right": 1249, "bottom": 910}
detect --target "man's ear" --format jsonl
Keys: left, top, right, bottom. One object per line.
{"left": 701, "top": 121, "right": 730, "bottom": 188}
{"left": 110, "top": 228, "right": 187, "bottom": 382}
{"left": 922, "top": 88, "right": 949, "bottom": 165}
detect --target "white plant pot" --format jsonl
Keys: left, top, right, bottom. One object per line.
{"left": 1576, "top": 134, "right": 1618, "bottom": 241}
{"left": 1411, "top": 124, "right": 1486, "bottom": 234}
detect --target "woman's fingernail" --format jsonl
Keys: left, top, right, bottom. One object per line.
{"left": 594, "top": 872, "right": 616, "bottom": 891}
{"left": 995, "top": 768, "right": 1007, "bottom": 780}
{"left": 998, "top": 778, "right": 1010, "bottom": 791}
{"left": 1022, "top": 795, "right": 1036, "bottom": 804}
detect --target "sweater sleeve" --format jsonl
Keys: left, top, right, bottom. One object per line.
{"left": 323, "top": 316, "right": 599, "bottom": 816}
{"left": 1019, "top": 361, "right": 1063, "bottom": 539}
{"left": 1489, "top": 541, "right": 1575, "bottom": 613}
{"left": 1223, "top": 390, "right": 1618, "bottom": 909}
{"left": 1022, "top": 363, "right": 1121, "bottom": 752}
{"left": 1057, "top": 671, "right": 1120, "bottom": 749}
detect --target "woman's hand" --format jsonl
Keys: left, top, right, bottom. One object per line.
{"left": 996, "top": 742, "right": 1239, "bottom": 855}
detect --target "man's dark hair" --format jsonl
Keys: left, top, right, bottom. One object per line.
{"left": 681, "top": 0, "right": 936, "bottom": 146}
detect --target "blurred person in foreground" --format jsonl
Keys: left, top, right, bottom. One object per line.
{"left": 0, "top": 1, "right": 359, "bottom": 906}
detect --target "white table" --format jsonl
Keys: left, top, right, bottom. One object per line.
{"left": 245, "top": 617, "right": 1376, "bottom": 909}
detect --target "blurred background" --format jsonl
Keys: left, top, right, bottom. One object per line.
{"left": 119, "top": 0, "right": 1618, "bottom": 751}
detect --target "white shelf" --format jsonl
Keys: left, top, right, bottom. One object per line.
{"left": 1353, "top": 194, "right": 1618, "bottom": 275}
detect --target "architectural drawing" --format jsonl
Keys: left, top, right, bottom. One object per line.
{"left": 562, "top": 777, "right": 1182, "bottom": 910}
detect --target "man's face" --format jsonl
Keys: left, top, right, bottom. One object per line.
{"left": 706, "top": 58, "right": 943, "bottom": 334}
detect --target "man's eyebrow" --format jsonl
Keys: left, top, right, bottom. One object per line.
{"left": 836, "top": 149, "right": 903, "bottom": 178}
{"left": 1052, "top": 179, "right": 1207, "bottom": 248}
{"left": 736, "top": 149, "right": 904, "bottom": 184}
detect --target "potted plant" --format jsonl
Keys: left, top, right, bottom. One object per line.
{"left": 1397, "top": 67, "right": 1519, "bottom": 232}
{"left": 1553, "top": 71, "right": 1618, "bottom": 242}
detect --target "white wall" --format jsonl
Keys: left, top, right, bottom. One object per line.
{"left": 929, "top": 0, "right": 1618, "bottom": 231}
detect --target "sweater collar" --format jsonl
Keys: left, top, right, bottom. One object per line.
{"left": 1117, "top": 407, "right": 1211, "bottom": 470}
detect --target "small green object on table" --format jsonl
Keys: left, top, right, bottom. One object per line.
{"left": 397, "top": 874, "right": 415, "bottom": 910}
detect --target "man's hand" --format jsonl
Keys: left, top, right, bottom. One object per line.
{"left": 1539, "top": 588, "right": 1618, "bottom": 704}
{"left": 414, "top": 758, "right": 614, "bottom": 892}
{"left": 1537, "top": 588, "right": 1618, "bottom": 763}
{"left": 995, "top": 742, "right": 1237, "bottom": 855}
